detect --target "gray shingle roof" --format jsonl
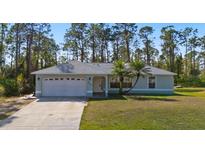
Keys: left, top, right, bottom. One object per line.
{"left": 31, "top": 61, "right": 176, "bottom": 75}
{"left": 143, "top": 66, "right": 176, "bottom": 75}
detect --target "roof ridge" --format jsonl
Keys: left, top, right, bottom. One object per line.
{"left": 31, "top": 62, "right": 176, "bottom": 75}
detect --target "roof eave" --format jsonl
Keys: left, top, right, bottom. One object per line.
{"left": 152, "top": 73, "right": 176, "bottom": 76}
{"left": 31, "top": 73, "right": 112, "bottom": 75}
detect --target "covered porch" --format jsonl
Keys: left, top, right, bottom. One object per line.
{"left": 87, "top": 75, "right": 108, "bottom": 97}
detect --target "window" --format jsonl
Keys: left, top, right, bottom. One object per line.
{"left": 55, "top": 78, "right": 59, "bottom": 80}
{"left": 125, "top": 77, "right": 132, "bottom": 82}
{"left": 45, "top": 78, "right": 48, "bottom": 81}
{"left": 110, "top": 77, "right": 132, "bottom": 88}
{"left": 71, "top": 78, "right": 75, "bottom": 80}
{"left": 60, "top": 78, "right": 64, "bottom": 80}
{"left": 77, "top": 78, "right": 80, "bottom": 80}
{"left": 49, "top": 78, "right": 53, "bottom": 80}
{"left": 67, "top": 78, "right": 70, "bottom": 80}
{"left": 111, "top": 77, "right": 118, "bottom": 82}
{"left": 149, "top": 76, "right": 155, "bottom": 88}
{"left": 110, "top": 82, "right": 132, "bottom": 88}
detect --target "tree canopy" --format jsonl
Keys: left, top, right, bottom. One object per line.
{"left": 1, "top": 23, "right": 205, "bottom": 96}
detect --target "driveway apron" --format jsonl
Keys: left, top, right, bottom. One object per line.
{"left": 0, "top": 97, "right": 87, "bottom": 130}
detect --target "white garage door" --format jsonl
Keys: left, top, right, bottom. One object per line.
{"left": 42, "top": 77, "right": 86, "bottom": 96}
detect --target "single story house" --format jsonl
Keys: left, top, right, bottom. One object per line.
{"left": 31, "top": 61, "right": 176, "bottom": 97}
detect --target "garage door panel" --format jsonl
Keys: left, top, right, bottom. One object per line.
{"left": 42, "top": 78, "right": 86, "bottom": 96}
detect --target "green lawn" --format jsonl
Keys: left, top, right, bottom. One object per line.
{"left": 80, "top": 88, "right": 205, "bottom": 130}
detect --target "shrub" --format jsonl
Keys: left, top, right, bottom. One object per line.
{"left": 0, "top": 84, "right": 5, "bottom": 96}
{"left": 22, "top": 81, "right": 34, "bottom": 94}
{"left": 199, "top": 71, "right": 205, "bottom": 82}
{"left": 177, "top": 76, "right": 205, "bottom": 87}
{"left": 0, "top": 78, "right": 19, "bottom": 96}
{"left": 17, "top": 73, "right": 24, "bottom": 94}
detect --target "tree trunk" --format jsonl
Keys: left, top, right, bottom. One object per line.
{"left": 190, "top": 50, "right": 193, "bottom": 74}
{"left": 106, "top": 44, "right": 109, "bottom": 63}
{"left": 35, "top": 28, "right": 41, "bottom": 70}
{"left": 100, "top": 46, "right": 104, "bottom": 62}
{"left": 119, "top": 76, "right": 124, "bottom": 95}
{"left": 185, "top": 42, "right": 188, "bottom": 76}
{"left": 124, "top": 73, "right": 140, "bottom": 94}
{"left": 203, "top": 57, "right": 205, "bottom": 69}
{"left": 40, "top": 58, "right": 43, "bottom": 68}
{"left": 15, "top": 24, "right": 19, "bottom": 79}
{"left": 169, "top": 47, "right": 175, "bottom": 72}
{"left": 116, "top": 40, "right": 119, "bottom": 60}
{"left": 80, "top": 45, "right": 84, "bottom": 62}
{"left": 26, "top": 25, "right": 34, "bottom": 80}
{"left": 193, "top": 50, "right": 196, "bottom": 71}
{"left": 0, "top": 24, "right": 4, "bottom": 68}
{"left": 146, "top": 41, "right": 150, "bottom": 65}
{"left": 92, "top": 36, "right": 95, "bottom": 62}
{"left": 75, "top": 49, "right": 78, "bottom": 60}
{"left": 171, "top": 48, "right": 175, "bottom": 72}
{"left": 126, "top": 38, "right": 130, "bottom": 62}
{"left": 26, "top": 36, "right": 29, "bottom": 79}
{"left": 169, "top": 48, "right": 172, "bottom": 71}
{"left": 112, "top": 43, "right": 117, "bottom": 61}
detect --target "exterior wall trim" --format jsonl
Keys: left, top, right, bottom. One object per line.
{"left": 108, "top": 88, "right": 173, "bottom": 91}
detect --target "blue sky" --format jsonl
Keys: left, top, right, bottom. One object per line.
{"left": 50, "top": 23, "right": 69, "bottom": 45}
{"left": 50, "top": 23, "right": 205, "bottom": 54}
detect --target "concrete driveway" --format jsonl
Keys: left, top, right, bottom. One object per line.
{"left": 0, "top": 97, "right": 87, "bottom": 130}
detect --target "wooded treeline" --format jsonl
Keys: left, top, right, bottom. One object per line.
{"left": 1, "top": 23, "right": 205, "bottom": 96}
{"left": 0, "top": 23, "right": 59, "bottom": 95}
{"left": 63, "top": 24, "right": 205, "bottom": 87}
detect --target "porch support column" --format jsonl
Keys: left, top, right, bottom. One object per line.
{"left": 86, "top": 76, "right": 93, "bottom": 97}
{"left": 105, "top": 75, "right": 108, "bottom": 97}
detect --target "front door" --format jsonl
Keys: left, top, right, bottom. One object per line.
{"left": 93, "top": 77, "right": 105, "bottom": 93}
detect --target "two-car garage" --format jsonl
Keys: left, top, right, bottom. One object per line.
{"left": 42, "top": 77, "right": 87, "bottom": 96}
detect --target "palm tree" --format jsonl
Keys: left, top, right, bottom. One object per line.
{"left": 112, "top": 60, "right": 150, "bottom": 95}
{"left": 125, "top": 60, "right": 148, "bottom": 93}
{"left": 112, "top": 60, "right": 128, "bottom": 94}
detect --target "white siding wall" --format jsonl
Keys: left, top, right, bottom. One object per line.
{"left": 133, "top": 76, "right": 148, "bottom": 89}
{"left": 35, "top": 75, "right": 42, "bottom": 96}
{"left": 156, "top": 75, "right": 174, "bottom": 89}
{"left": 34, "top": 74, "right": 175, "bottom": 97}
